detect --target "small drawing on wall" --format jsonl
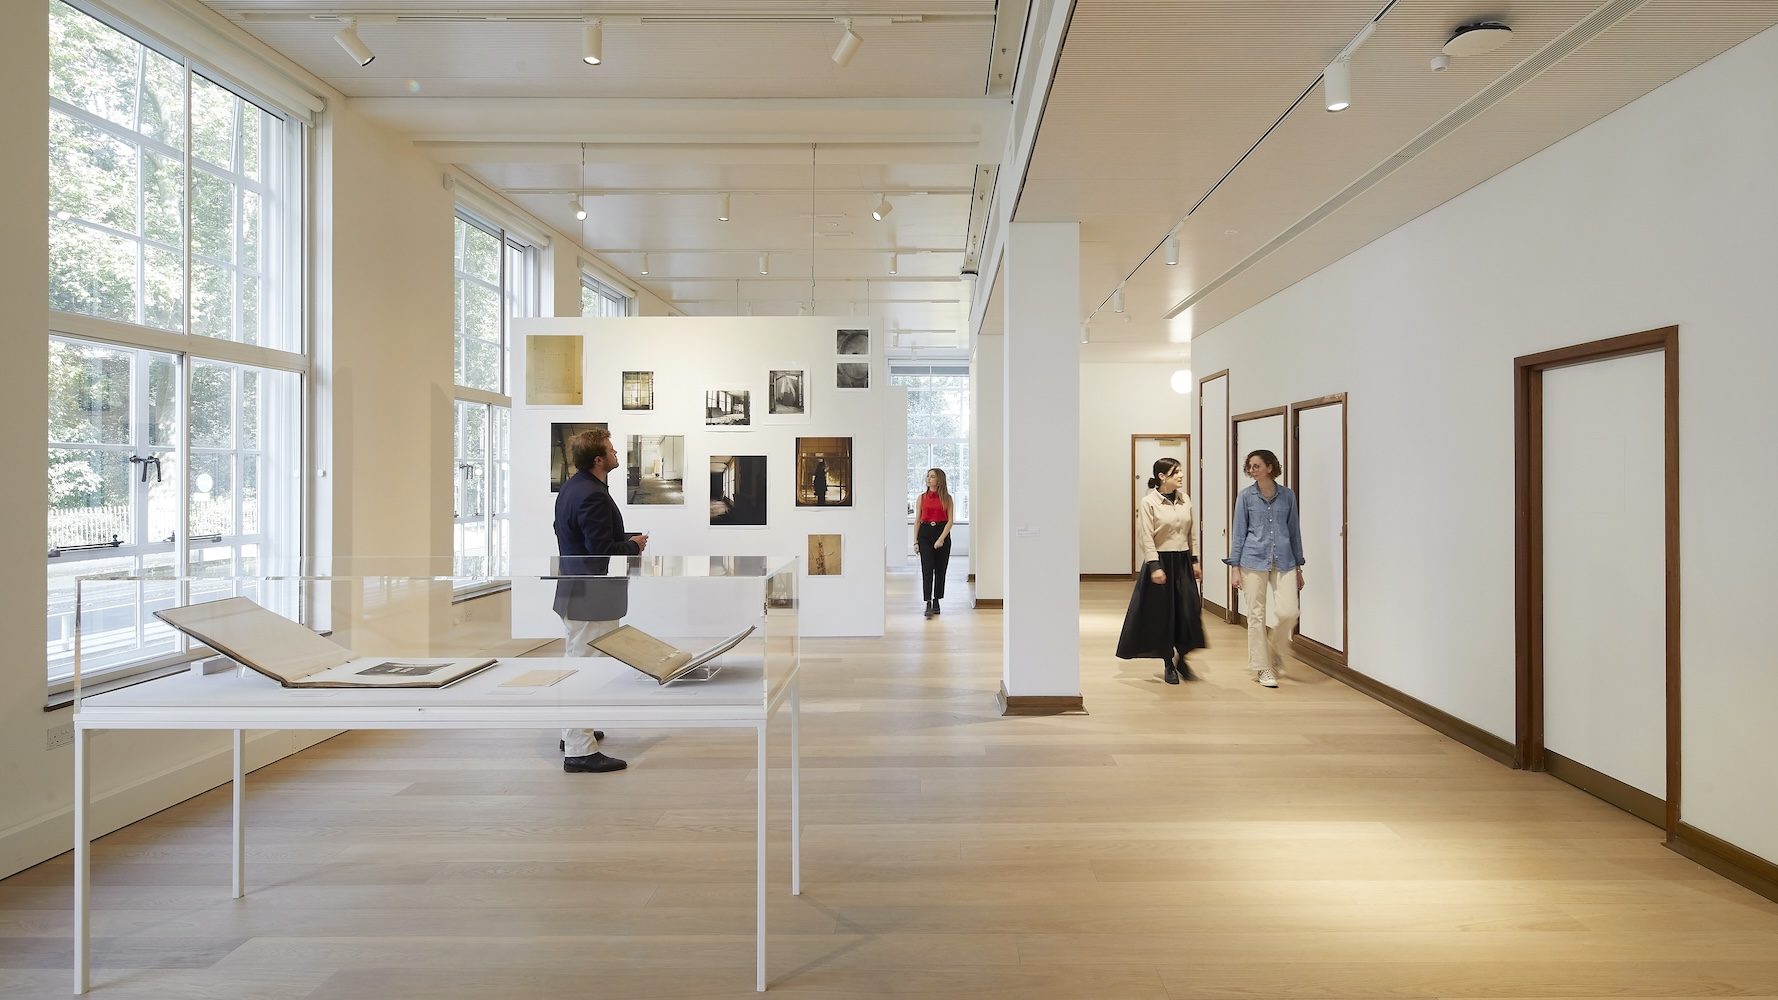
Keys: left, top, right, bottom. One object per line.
{"left": 626, "top": 434, "right": 686, "bottom": 505}
{"left": 768, "top": 369, "right": 806, "bottom": 416}
{"left": 705, "top": 388, "right": 752, "bottom": 428}
{"left": 622, "top": 371, "right": 654, "bottom": 411}
{"left": 525, "top": 335, "right": 583, "bottom": 406}
{"left": 836, "top": 362, "right": 870, "bottom": 390}
{"left": 796, "top": 437, "right": 852, "bottom": 508}
{"left": 549, "top": 422, "right": 609, "bottom": 492}
{"left": 807, "top": 534, "right": 842, "bottom": 576}
{"left": 836, "top": 329, "right": 869, "bottom": 356}
{"left": 709, "top": 455, "right": 768, "bottom": 526}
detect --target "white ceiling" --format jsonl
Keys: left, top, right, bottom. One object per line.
{"left": 1019, "top": 0, "right": 1778, "bottom": 364}
{"left": 206, "top": 1, "right": 1015, "bottom": 352}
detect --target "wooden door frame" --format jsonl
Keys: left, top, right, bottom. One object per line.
{"left": 1228, "top": 405, "right": 1289, "bottom": 624}
{"left": 1196, "top": 370, "right": 1231, "bottom": 620}
{"left": 1514, "top": 326, "right": 1679, "bottom": 836}
{"left": 1290, "top": 394, "right": 1348, "bottom": 666}
{"left": 1130, "top": 433, "right": 1191, "bottom": 576}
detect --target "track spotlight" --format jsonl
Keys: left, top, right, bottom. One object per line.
{"left": 1323, "top": 58, "right": 1352, "bottom": 112}
{"left": 581, "top": 19, "right": 603, "bottom": 66}
{"left": 1080, "top": 322, "right": 1090, "bottom": 345}
{"left": 832, "top": 19, "right": 862, "bottom": 67}
{"left": 639, "top": 252, "right": 649, "bottom": 275}
{"left": 1113, "top": 287, "right": 1125, "bottom": 313}
{"left": 758, "top": 253, "right": 770, "bottom": 275}
{"left": 888, "top": 253, "right": 899, "bottom": 275}
{"left": 871, "top": 194, "right": 893, "bottom": 221}
{"left": 571, "top": 196, "right": 586, "bottom": 222}
{"left": 334, "top": 18, "right": 375, "bottom": 67}
{"left": 1164, "top": 235, "right": 1179, "bottom": 266}
{"left": 718, "top": 193, "right": 731, "bottom": 223}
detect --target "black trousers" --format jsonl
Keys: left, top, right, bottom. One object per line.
{"left": 916, "top": 521, "right": 951, "bottom": 601}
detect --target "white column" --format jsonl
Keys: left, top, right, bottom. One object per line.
{"left": 971, "top": 334, "right": 1004, "bottom": 602}
{"left": 1001, "top": 222, "right": 1080, "bottom": 700}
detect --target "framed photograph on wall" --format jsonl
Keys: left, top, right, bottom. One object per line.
{"left": 622, "top": 371, "right": 655, "bottom": 411}
{"left": 795, "top": 437, "right": 853, "bottom": 508}
{"left": 549, "top": 422, "right": 609, "bottom": 492}
{"left": 525, "top": 335, "right": 583, "bottom": 406}
{"left": 807, "top": 533, "right": 842, "bottom": 576}
{"left": 705, "top": 388, "right": 752, "bottom": 428}
{"left": 836, "top": 362, "right": 870, "bottom": 390}
{"left": 625, "top": 434, "right": 686, "bottom": 505}
{"left": 709, "top": 455, "right": 768, "bottom": 526}
{"left": 766, "top": 369, "right": 807, "bottom": 419}
{"left": 836, "top": 329, "right": 869, "bottom": 356}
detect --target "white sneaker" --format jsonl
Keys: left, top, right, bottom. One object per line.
{"left": 1257, "top": 668, "right": 1278, "bottom": 688}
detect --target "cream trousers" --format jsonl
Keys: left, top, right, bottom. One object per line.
{"left": 1239, "top": 569, "right": 1300, "bottom": 676}
{"left": 559, "top": 615, "right": 619, "bottom": 757}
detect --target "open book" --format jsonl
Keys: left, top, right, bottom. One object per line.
{"left": 589, "top": 625, "right": 756, "bottom": 685}
{"left": 154, "top": 597, "right": 498, "bottom": 689}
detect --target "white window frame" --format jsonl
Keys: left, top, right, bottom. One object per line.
{"left": 580, "top": 269, "right": 633, "bottom": 318}
{"left": 891, "top": 365, "right": 971, "bottom": 526}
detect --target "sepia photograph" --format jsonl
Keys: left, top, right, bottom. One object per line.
{"left": 705, "top": 388, "right": 752, "bottom": 427}
{"left": 836, "top": 361, "right": 870, "bottom": 390}
{"left": 807, "top": 534, "right": 842, "bottom": 576}
{"left": 796, "top": 437, "right": 853, "bottom": 507}
{"left": 768, "top": 369, "right": 806, "bottom": 416}
{"left": 549, "top": 421, "right": 609, "bottom": 491}
{"left": 525, "top": 335, "right": 583, "bottom": 406}
{"left": 626, "top": 434, "right": 686, "bottom": 505}
{"left": 709, "top": 455, "right": 768, "bottom": 526}
{"left": 622, "top": 371, "right": 655, "bottom": 411}
{"left": 836, "top": 329, "right": 869, "bottom": 356}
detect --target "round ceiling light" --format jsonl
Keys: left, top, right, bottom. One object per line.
{"left": 1170, "top": 369, "right": 1193, "bottom": 395}
{"left": 1442, "top": 22, "right": 1512, "bottom": 57}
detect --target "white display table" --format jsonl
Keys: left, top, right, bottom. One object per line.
{"left": 69, "top": 654, "right": 801, "bottom": 994}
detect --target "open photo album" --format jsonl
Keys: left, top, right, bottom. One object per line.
{"left": 154, "top": 597, "right": 498, "bottom": 689}
{"left": 590, "top": 624, "right": 756, "bottom": 685}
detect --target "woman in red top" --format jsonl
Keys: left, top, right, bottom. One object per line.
{"left": 915, "top": 468, "right": 955, "bottom": 619}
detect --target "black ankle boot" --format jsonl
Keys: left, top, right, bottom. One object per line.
{"left": 1164, "top": 660, "right": 1180, "bottom": 685}
{"left": 931, "top": 599, "right": 940, "bottom": 615}
{"left": 923, "top": 600, "right": 934, "bottom": 619}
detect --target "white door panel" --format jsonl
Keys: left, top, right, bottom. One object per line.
{"left": 1296, "top": 404, "right": 1345, "bottom": 653}
{"left": 1199, "top": 377, "right": 1230, "bottom": 611}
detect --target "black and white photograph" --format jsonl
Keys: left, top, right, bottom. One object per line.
{"left": 705, "top": 388, "right": 752, "bottom": 427}
{"left": 836, "top": 361, "right": 870, "bottom": 390}
{"left": 549, "top": 421, "right": 609, "bottom": 491}
{"left": 796, "top": 437, "right": 853, "bottom": 507}
{"left": 768, "top": 369, "right": 806, "bottom": 416}
{"left": 807, "top": 534, "right": 842, "bottom": 576}
{"left": 622, "top": 371, "right": 655, "bottom": 411}
{"left": 836, "top": 329, "right": 869, "bottom": 356}
{"left": 357, "top": 661, "right": 451, "bottom": 677}
{"left": 626, "top": 434, "right": 686, "bottom": 505}
{"left": 709, "top": 455, "right": 768, "bottom": 526}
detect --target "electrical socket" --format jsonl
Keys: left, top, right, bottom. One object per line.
{"left": 45, "top": 723, "right": 73, "bottom": 751}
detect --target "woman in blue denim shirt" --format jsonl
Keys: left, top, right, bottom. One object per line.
{"left": 1225, "top": 449, "right": 1305, "bottom": 688}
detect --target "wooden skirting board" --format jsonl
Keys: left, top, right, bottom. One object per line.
{"left": 1544, "top": 750, "right": 1665, "bottom": 828}
{"left": 996, "top": 682, "right": 1085, "bottom": 716}
{"left": 1291, "top": 641, "right": 1515, "bottom": 767}
{"left": 973, "top": 598, "right": 1004, "bottom": 609}
{"left": 1670, "top": 823, "right": 1778, "bottom": 906}
{"left": 1080, "top": 573, "right": 1136, "bottom": 582}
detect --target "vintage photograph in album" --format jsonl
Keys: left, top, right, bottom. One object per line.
{"left": 807, "top": 534, "right": 842, "bottom": 576}
{"left": 626, "top": 434, "right": 686, "bottom": 505}
{"left": 796, "top": 437, "right": 853, "bottom": 507}
{"left": 836, "top": 329, "right": 869, "bottom": 356}
{"left": 767, "top": 369, "right": 806, "bottom": 416}
{"left": 525, "top": 335, "right": 583, "bottom": 405}
{"left": 709, "top": 455, "right": 768, "bottom": 526}
{"left": 705, "top": 388, "right": 752, "bottom": 428}
{"left": 836, "top": 362, "right": 870, "bottom": 390}
{"left": 622, "top": 370, "right": 654, "bottom": 411}
{"left": 549, "top": 421, "right": 609, "bottom": 491}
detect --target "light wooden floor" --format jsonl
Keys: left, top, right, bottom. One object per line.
{"left": 6, "top": 565, "right": 1778, "bottom": 998}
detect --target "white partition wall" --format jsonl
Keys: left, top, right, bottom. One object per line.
{"left": 509, "top": 317, "right": 886, "bottom": 638}
{"left": 1231, "top": 408, "right": 1287, "bottom": 625}
{"left": 1542, "top": 355, "right": 1667, "bottom": 797}
{"left": 1197, "top": 373, "right": 1231, "bottom": 616}
{"left": 1293, "top": 397, "right": 1347, "bottom": 659}
{"left": 884, "top": 385, "right": 910, "bottom": 568}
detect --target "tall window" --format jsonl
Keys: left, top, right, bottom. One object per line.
{"left": 891, "top": 367, "right": 970, "bottom": 523}
{"left": 581, "top": 271, "right": 631, "bottom": 317}
{"left": 452, "top": 210, "right": 536, "bottom": 583}
{"left": 46, "top": 1, "right": 306, "bottom": 687}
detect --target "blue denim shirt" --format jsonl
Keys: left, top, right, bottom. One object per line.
{"left": 1224, "top": 483, "right": 1306, "bottom": 572}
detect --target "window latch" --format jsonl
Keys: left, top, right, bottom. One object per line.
{"left": 129, "top": 454, "right": 162, "bottom": 484}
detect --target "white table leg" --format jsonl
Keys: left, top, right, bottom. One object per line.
{"left": 790, "top": 675, "right": 801, "bottom": 896}
{"left": 756, "top": 721, "right": 767, "bottom": 992}
{"left": 73, "top": 726, "right": 90, "bottom": 995}
{"left": 231, "top": 730, "right": 244, "bottom": 899}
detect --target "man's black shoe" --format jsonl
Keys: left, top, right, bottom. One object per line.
{"left": 563, "top": 752, "right": 627, "bottom": 773}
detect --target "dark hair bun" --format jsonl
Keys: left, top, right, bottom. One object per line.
{"left": 1147, "top": 477, "right": 1161, "bottom": 489}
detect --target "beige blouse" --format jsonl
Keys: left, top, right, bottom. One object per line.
{"left": 1136, "top": 489, "right": 1196, "bottom": 567}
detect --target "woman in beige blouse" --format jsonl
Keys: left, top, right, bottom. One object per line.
{"left": 1116, "top": 457, "right": 1208, "bottom": 683}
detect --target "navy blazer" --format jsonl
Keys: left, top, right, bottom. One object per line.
{"left": 552, "top": 470, "right": 640, "bottom": 621}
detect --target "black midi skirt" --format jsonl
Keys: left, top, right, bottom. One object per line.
{"left": 1116, "top": 550, "right": 1208, "bottom": 660}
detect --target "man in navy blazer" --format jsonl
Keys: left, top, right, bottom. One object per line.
{"left": 554, "top": 427, "right": 648, "bottom": 773}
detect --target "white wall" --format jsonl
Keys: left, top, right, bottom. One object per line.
{"left": 1079, "top": 364, "right": 1193, "bottom": 575}
{"left": 971, "top": 335, "right": 1005, "bottom": 600}
{"left": 1191, "top": 25, "right": 1778, "bottom": 864}
{"left": 510, "top": 318, "right": 887, "bottom": 638}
